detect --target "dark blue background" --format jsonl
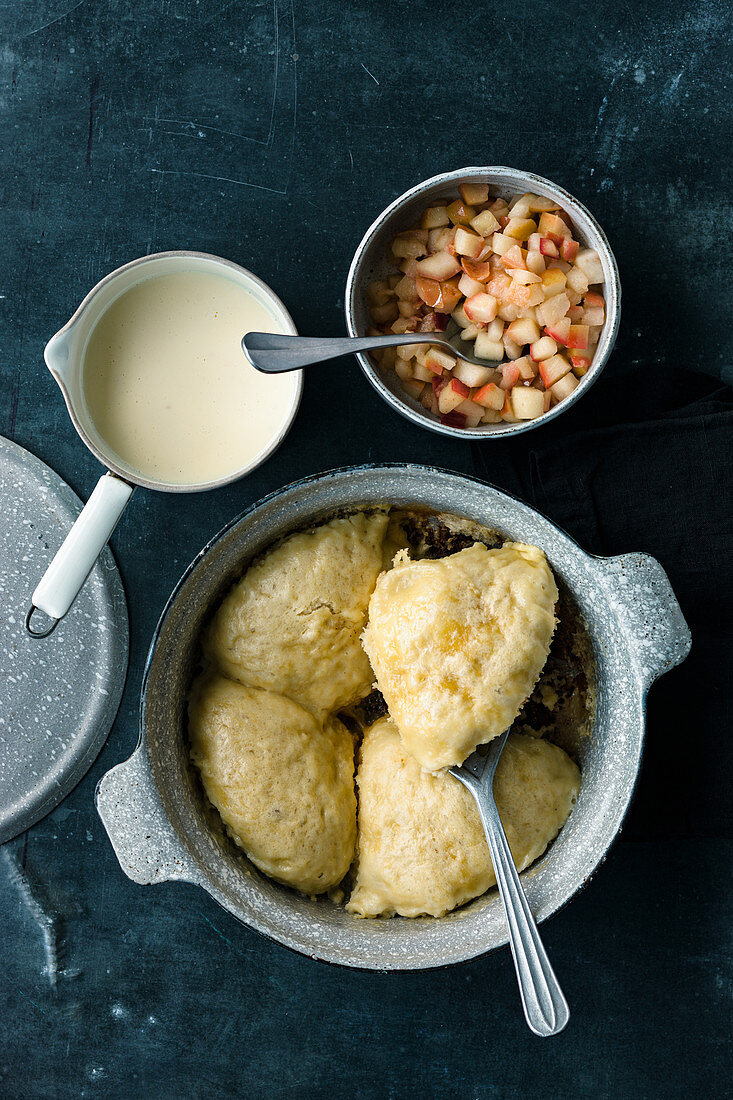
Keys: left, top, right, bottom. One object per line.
{"left": 1, "top": 2, "right": 731, "bottom": 1096}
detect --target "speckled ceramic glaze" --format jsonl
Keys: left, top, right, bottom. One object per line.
{"left": 0, "top": 436, "right": 128, "bottom": 843}
{"left": 96, "top": 465, "right": 689, "bottom": 970}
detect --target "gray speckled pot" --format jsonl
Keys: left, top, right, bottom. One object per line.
{"left": 96, "top": 465, "right": 689, "bottom": 970}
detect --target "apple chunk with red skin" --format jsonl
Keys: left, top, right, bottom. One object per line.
{"left": 464, "top": 292, "right": 498, "bottom": 323}
{"left": 473, "top": 382, "right": 505, "bottom": 410}
{"left": 538, "top": 353, "right": 572, "bottom": 387}
{"left": 438, "top": 377, "right": 471, "bottom": 414}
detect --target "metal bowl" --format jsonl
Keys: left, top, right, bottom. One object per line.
{"left": 345, "top": 168, "right": 621, "bottom": 439}
{"left": 96, "top": 465, "right": 688, "bottom": 970}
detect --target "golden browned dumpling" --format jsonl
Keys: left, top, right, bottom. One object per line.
{"left": 204, "top": 511, "right": 389, "bottom": 717}
{"left": 347, "top": 719, "right": 579, "bottom": 918}
{"left": 188, "top": 674, "right": 357, "bottom": 895}
{"left": 361, "top": 542, "right": 558, "bottom": 771}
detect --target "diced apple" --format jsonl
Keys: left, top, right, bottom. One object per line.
{"left": 567, "top": 324, "right": 589, "bottom": 349}
{"left": 464, "top": 292, "right": 498, "bottom": 323}
{"left": 540, "top": 268, "right": 567, "bottom": 298}
{"left": 474, "top": 382, "right": 505, "bottom": 410}
{"left": 460, "top": 257, "right": 492, "bottom": 282}
{"left": 451, "top": 303, "right": 471, "bottom": 329}
{"left": 575, "top": 248, "right": 604, "bottom": 283}
{"left": 539, "top": 237, "right": 559, "bottom": 257}
{"left": 427, "top": 226, "right": 455, "bottom": 253}
{"left": 391, "top": 234, "right": 427, "bottom": 260}
{"left": 500, "top": 392, "right": 519, "bottom": 422}
{"left": 473, "top": 333, "right": 504, "bottom": 360}
{"left": 421, "top": 386, "right": 439, "bottom": 414}
{"left": 584, "top": 290, "right": 605, "bottom": 308}
{"left": 506, "top": 282, "right": 544, "bottom": 308}
{"left": 538, "top": 212, "right": 572, "bottom": 239}
{"left": 370, "top": 301, "right": 399, "bottom": 325}
{"left": 497, "top": 302, "right": 520, "bottom": 323}
{"left": 537, "top": 292, "right": 571, "bottom": 327}
{"left": 538, "top": 353, "right": 572, "bottom": 387}
{"left": 416, "top": 276, "right": 441, "bottom": 308}
{"left": 561, "top": 238, "right": 579, "bottom": 262}
{"left": 446, "top": 199, "right": 476, "bottom": 226}
{"left": 438, "top": 377, "right": 471, "bottom": 414}
{"left": 440, "top": 410, "right": 468, "bottom": 428}
{"left": 458, "top": 273, "right": 486, "bottom": 299}
{"left": 459, "top": 180, "right": 490, "bottom": 206}
{"left": 503, "top": 335, "right": 522, "bottom": 360}
{"left": 453, "top": 397, "right": 484, "bottom": 427}
{"left": 397, "top": 341, "right": 427, "bottom": 361}
{"left": 421, "top": 206, "right": 451, "bottom": 229}
{"left": 506, "top": 316, "right": 541, "bottom": 345}
{"left": 508, "top": 192, "right": 533, "bottom": 218}
{"left": 567, "top": 305, "right": 584, "bottom": 321}
{"left": 481, "top": 407, "right": 502, "bottom": 424}
{"left": 513, "top": 355, "right": 537, "bottom": 381}
{"left": 402, "top": 379, "right": 424, "bottom": 400}
{"left": 453, "top": 360, "right": 496, "bottom": 388}
{"left": 470, "top": 209, "right": 500, "bottom": 236}
{"left": 412, "top": 361, "right": 433, "bottom": 383}
{"left": 391, "top": 317, "right": 417, "bottom": 335}
{"left": 527, "top": 194, "right": 561, "bottom": 213}
{"left": 417, "top": 310, "right": 448, "bottom": 332}
{"left": 367, "top": 279, "right": 394, "bottom": 305}
{"left": 566, "top": 265, "right": 590, "bottom": 295}
{"left": 504, "top": 217, "right": 538, "bottom": 241}
{"left": 397, "top": 301, "right": 418, "bottom": 318}
{"left": 414, "top": 252, "right": 462, "bottom": 281}
{"left": 511, "top": 386, "right": 545, "bottom": 419}
{"left": 435, "top": 279, "right": 463, "bottom": 314}
{"left": 543, "top": 317, "right": 571, "bottom": 345}
{"left": 424, "top": 347, "right": 456, "bottom": 375}
{"left": 501, "top": 244, "right": 528, "bottom": 270}
{"left": 509, "top": 269, "right": 542, "bottom": 285}
{"left": 530, "top": 335, "right": 558, "bottom": 361}
{"left": 490, "top": 232, "right": 514, "bottom": 256}
{"left": 526, "top": 250, "right": 545, "bottom": 275}
{"left": 570, "top": 351, "right": 593, "bottom": 376}
{"left": 500, "top": 362, "right": 520, "bottom": 389}
{"left": 394, "top": 275, "right": 418, "bottom": 301}
{"left": 582, "top": 306, "right": 605, "bottom": 326}
{"left": 485, "top": 318, "right": 505, "bottom": 341}
{"left": 454, "top": 226, "right": 485, "bottom": 258}
{"left": 550, "top": 373, "right": 579, "bottom": 402}
{"left": 460, "top": 323, "right": 481, "bottom": 340}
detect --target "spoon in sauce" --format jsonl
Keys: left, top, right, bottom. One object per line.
{"left": 451, "top": 728, "right": 570, "bottom": 1037}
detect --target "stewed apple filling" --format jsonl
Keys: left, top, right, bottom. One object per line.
{"left": 366, "top": 184, "right": 607, "bottom": 427}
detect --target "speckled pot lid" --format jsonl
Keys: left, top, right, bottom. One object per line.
{"left": 0, "top": 436, "right": 128, "bottom": 843}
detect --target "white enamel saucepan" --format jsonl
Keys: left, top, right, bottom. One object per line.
{"left": 26, "top": 251, "right": 302, "bottom": 638}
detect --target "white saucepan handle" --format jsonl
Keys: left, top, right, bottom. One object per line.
{"left": 26, "top": 472, "right": 134, "bottom": 637}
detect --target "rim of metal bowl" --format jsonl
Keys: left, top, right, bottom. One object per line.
{"left": 345, "top": 167, "right": 621, "bottom": 440}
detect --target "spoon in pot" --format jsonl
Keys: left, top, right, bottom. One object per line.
{"left": 242, "top": 331, "right": 498, "bottom": 373}
{"left": 451, "top": 729, "right": 570, "bottom": 1037}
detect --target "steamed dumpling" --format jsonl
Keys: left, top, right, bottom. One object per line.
{"left": 188, "top": 674, "right": 357, "bottom": 895}
{"left": 347, "top": 718, "right": 580, "bottom": 918}
{"left": 361, "top": 542, "right": 558, "bottom": 771}
{"left": 204, "top": 511, "right": 389, "bottom": 717}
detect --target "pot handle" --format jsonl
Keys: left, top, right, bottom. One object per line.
{"left": 595, "top": 553, "right": 691, "bottom": 688}
{"left": 96, "top": 742, "right": 203, "bottom": 887}
{"left": 26, "top": 472, "right": 134, "bottom": 637}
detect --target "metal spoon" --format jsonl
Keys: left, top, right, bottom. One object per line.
{"left": 451, "top": 729, "right": 570, "bottom": 1037}
{"left": 242, "top": 330, "right": 498, "bottom": 373}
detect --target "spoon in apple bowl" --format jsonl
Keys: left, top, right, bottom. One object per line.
{"left": 451, "top": 727, "right": 570, "bottom": 1037}
{"left": 242, "top": 330, "right": 498, "bottom": 373}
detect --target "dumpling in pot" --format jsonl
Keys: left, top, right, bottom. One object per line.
{"left": 204, "top": 511, "right": 389, "bottom": 718}
{"left": 188, "top": 674, "right": 357, "bottom": 895}
{"left": 361, "top": 542, "right": 558, "bottom": 771}
{"left": 347, "top": 718, "right": 579, "bottom": 919}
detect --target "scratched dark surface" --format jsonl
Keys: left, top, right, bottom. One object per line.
{"left": 1, "top": 1, "right": 732, "bottom": 1097}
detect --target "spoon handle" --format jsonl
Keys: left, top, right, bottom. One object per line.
{"left": 473, "top": 785, "right": 570, "bottom": 1037}
{"left": 242, "top": 331, "right": 439, "bottom": 373}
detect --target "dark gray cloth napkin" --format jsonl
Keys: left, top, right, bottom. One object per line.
{"left": 471, "top": 369, "right": 733, "bottom": 841}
